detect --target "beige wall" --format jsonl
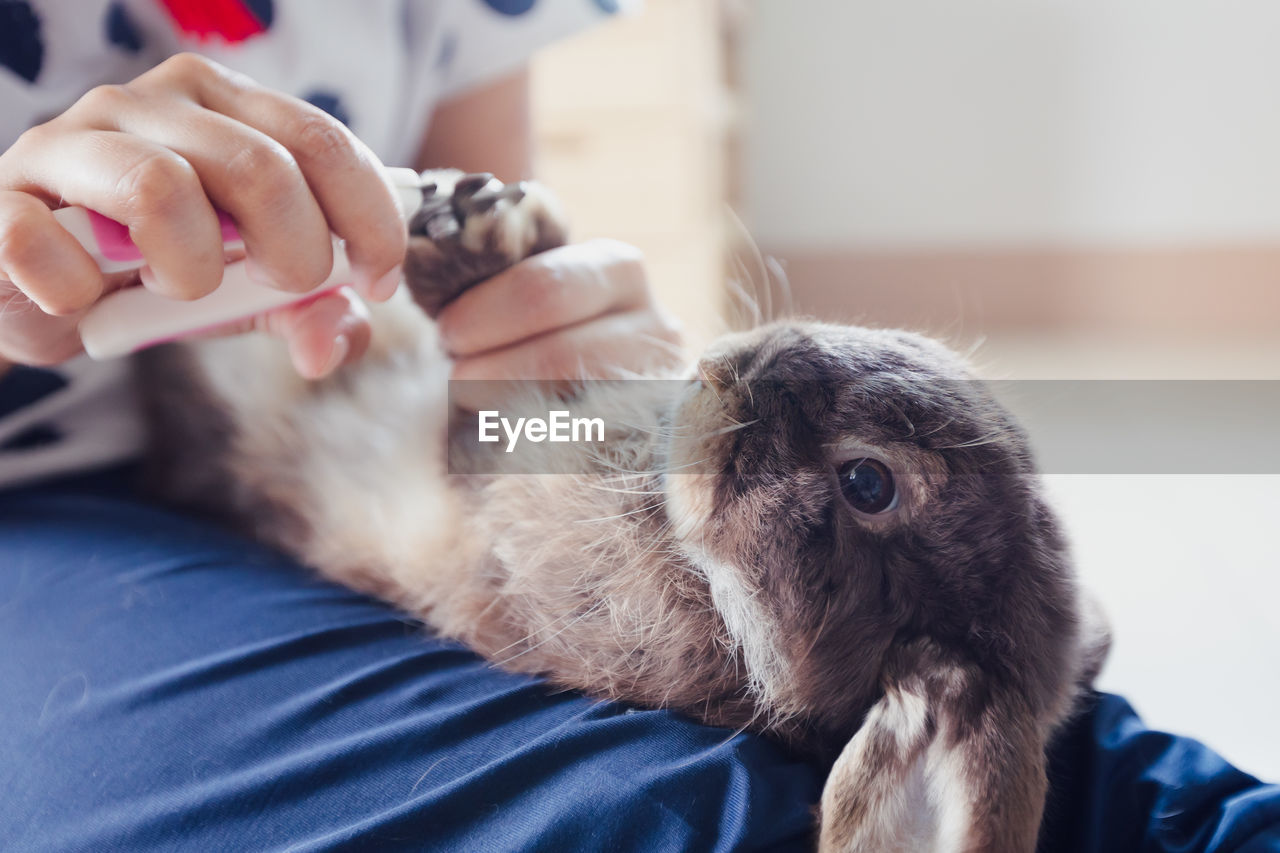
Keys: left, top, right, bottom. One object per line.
{"left": 738, "top": 0, "right": 1280, "bottom": 372}
{"left": 742, "top": 0, "right": 1280, "bottom": 248}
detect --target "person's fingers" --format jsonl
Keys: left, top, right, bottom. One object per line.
{"left": 0, "top": 189, "right": 110, "bottom": 364}
{"left": 252, "top": 287, "right": 371, "bottom": 379}
{"left": 1, "top": 122, "right": 224, "bottom": 301}
{"left": 0, "top": 189, "right": 105, "bottom": 316}
{"left": 0, "top": 53, "right": 396, "bottom": 372}
{"left": 94, "top": 98, "right": 335, "bottom": 294}
{"left": 0, "top": 283, "right": 84, "bottom": 365}
{"left": 169, "top": 56, "right": 406, "bottom": 301}
{"left": 449, "top": 308, "right": 684, "bottom": 411}
{"left": 436, "top": 239, "right": 650, "bottom": 359}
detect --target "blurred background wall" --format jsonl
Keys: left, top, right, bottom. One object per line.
{"left": 531, "top": 0, "right": 732, "bottom": 348}
{"left": 532, "top": 0, "right": 1280, "bottom": 780}
{"left": 740, "top": 0, "right": 1280, "bottom": 377}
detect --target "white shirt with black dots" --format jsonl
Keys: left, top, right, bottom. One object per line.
{"left": 0, "top": 0, "right": 629, "bottom": 490}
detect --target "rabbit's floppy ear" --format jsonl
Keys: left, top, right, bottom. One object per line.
{"left": 818, "top": 640, "right": 1048, "bottom": 853}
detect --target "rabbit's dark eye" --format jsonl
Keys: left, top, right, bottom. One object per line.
{"left": 838, "top": 458, "right": 897, "bottom": 514}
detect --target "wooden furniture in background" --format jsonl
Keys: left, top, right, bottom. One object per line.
{"left": 530, "top": 0, "right": 736, "bottom": 348}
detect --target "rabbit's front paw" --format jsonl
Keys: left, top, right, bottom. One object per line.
{"left": 403, "top": 170, "right": 568, "bottom": 317}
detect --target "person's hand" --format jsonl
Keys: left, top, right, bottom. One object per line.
{"left": 0, "top": 53, "right": 406, "bottom": 378}
{"left": 436, "top": 239, "right": 684, "bottom": 410}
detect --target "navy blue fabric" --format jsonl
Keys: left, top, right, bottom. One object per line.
{"left": 0, "top": 366, "right": 67, "bottom": 452}
{"left": 1038, "top": 693, "right": 1280, "bottom": 852}
{"left": 0, "top": 475, "right": 820, "bottom": 852}
{"left": 0, "top": 366, "right": 66, "bottom": 419}
{"left": 0, "top": 469, "right": 1277, "bottom": 851}
{"left": 0, "top": 422, "right": 62, "bottom": 450}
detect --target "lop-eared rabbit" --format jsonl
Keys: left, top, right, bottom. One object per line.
{"left": 139, "top": 172, "right": 1109, "bottom": 852}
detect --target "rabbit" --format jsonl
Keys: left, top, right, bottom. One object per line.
{"left": 135, "top": 170, "right": 1111, "bottom": 853}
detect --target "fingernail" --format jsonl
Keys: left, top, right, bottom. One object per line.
{"left": 366, "top": 265, "right": 402, "bottom": 302}
{"left": 138, "top": 266, "right": 190, "bottom": 301}
{"left": 319, "top": 334, "right": 350, "bottom": 377}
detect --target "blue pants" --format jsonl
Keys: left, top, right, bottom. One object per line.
{"left": 1, "top": 470, "right": 1277, "bottom": 852}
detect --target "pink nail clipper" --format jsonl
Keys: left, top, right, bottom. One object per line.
{"left": 65, "top": 166, "right": 425, "bottom": 359}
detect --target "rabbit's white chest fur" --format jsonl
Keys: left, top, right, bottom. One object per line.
{"left": 182, "top": 300, "right": 465, "bottom": 601}
{"left": 170, "top": 303, "right": 762, "bottom": 740}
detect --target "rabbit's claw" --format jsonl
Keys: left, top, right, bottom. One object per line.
{"left": 403, "top": 170, "right": 567, "bottom": 317}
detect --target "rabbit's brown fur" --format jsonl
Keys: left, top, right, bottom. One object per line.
{"left": 137, "top": 171, "right": 1107, "bottom": 852}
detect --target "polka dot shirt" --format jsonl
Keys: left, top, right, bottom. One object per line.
{"left": 0, "top": 0, "right": 627, "bottom": 489}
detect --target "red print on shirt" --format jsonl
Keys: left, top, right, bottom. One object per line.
{"left": 156, "top": 0, "right": 269, "bottom": 43}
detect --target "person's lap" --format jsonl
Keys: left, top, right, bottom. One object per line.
{"left": 1, "top": 470, "right": 1277, "bottom": 852}
{"left": 0, "top": 472, "right": 821, "bottom": 851}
